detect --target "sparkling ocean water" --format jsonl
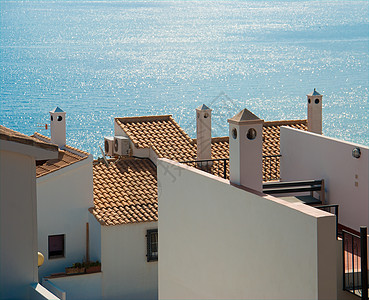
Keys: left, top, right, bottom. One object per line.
{"left": 1, "top": 0, "right": 368, "bottom": 158}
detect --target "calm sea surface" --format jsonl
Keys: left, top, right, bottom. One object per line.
{"left": 1, "top": 1, "right": 368, "bottom": 158}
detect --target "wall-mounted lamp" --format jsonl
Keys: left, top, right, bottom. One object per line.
{"left": 352, "top": 147, "right": 361, "bottom": 159}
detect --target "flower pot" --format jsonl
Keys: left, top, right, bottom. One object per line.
{"left": 85, "top": 265, "right": 101, "bottom": 274}
{"left": 65, "top": 267, "right": 85, "bottom": 275}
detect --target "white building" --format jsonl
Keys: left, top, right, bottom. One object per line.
{"left": 31, "top": 108, "right": 100, "bottom": 300}
{"left": 90, "top": 157, "right": 158, "bottom": 300}
{"left": 157, "top": 97, "right": 368, "bottom": 299}
{"left": 0, "top": 125, "right": 59, "bottom": 300}
{"left": 87, "top": 100, "right": 311, "bottom": 300}
{"left": 31, "top": 108, "right": 95, "bottom": 280}
{"left": 2, "top": 90, "right": 366, "bottom": 300}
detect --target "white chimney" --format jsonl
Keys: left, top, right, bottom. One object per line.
{"left": 196, "top": 104, "right": 212, "bottom": 161}
{"left": 49, "top": 107, "right": 66, "bottom": 147}
{"left": 228, "top": 109, "right": 264, "bottom": 192}
{"left": 307, "top": 88, "right": 323, "bottom": 134}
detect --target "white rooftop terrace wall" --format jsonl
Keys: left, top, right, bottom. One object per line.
{"left": 158, "top": 159, "right": 337, "bottom": 300}
{"left": 101, "top": 221, "right": 158, "bottom": 300}
{"left": 280, "top": 127, "right": 369, "bottom": 231}
{"left": 42, "top": 272, "right": 102, "bottom": 300}
{"left": 37, "top": 156, "right": 94, "bottom": 279}
{"left": 0, "top": 138, "right": 57, "bottom": 300}
{"left": 0, "top": 150, "right": 39, "bottom": 299}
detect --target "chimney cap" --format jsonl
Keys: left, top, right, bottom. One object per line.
{"left": 196, "top": 104, "right": 211, "bottom": 111}
{"left": 50, "top": 107, "right": 65, "bottom": 113}
{"left": 307, "top": 88, "right": 322, "bottom": 96}
{"left": 228, "top": 108, "right": 263, "bottom": 124}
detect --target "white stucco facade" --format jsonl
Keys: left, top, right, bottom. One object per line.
{"left": 101, "top": 221, "right": 158, "bottom": 300}
{"left": 37, "top": 156, "right": 94, "bottom": 279}
{"left": 0, "top": 138, "right": 58, "bottom": 300}
{"left": 158, "top": 159, "right": 338, "bottom": 300}
{"left": 280, "top": 126, "right": 369, "bottom": 230}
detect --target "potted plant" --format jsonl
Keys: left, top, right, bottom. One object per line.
{"left": 85, "top": 260, "right": 101, "bottom": 274}
{"left": 65, "top": 262, "right": 85, "bottom": 275}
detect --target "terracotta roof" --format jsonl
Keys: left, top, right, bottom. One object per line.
{"left": 263, "top": 120, "right": 308, "bottom": 156}
{"left": 32, "top": 132, "right": 89, "bottom": 178}
{"left": 91, "top": 157, "right": 158, "bottom": 226}
{"left": 0, "top": 125, "right": 58, "bottom": 152}
{"left": 115, "top": 115, "right": 196, "bottom": 161}
{"left": 115, "top": 115, "right": 307, "bottom": 182}
{"left": 94, "top": 115, "right": 307, "bottom": 225}
{"left": 116, "top": 115, "right": 307, "bottom": 161}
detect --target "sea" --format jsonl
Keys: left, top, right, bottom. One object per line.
{"left": 1, "top": 0, "right": 368, "bottom": 158}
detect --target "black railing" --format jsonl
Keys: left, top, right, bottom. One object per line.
{"left": 315, "top": 204, "right": 339, "bottom": 238}
{"left": 342, "top": 227, "right": 368, "bottom": 299}
{"left": 262, "top": 154, "right": 281, "bottom": 181}
{"left": 180, "top": 155, "right": 282, "bottom": 181}
{"left": 180, "top": 158, "right": 229, "bottom": 179}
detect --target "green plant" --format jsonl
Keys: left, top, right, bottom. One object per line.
{"left": 72, "top": 262, "right": 82, "bottom": 268}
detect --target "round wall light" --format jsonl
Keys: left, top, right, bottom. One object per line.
{"left": 352, "top": 147, "right": 361, "bottom": 159}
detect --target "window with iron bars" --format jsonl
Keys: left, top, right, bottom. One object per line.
{"left": 146, "top": 229, "right": 158, "bottom": 262}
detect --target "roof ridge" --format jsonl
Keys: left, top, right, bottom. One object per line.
{"left": 264, "top": 119, "right": 307, "bottom": 127}
{"left": 115, "top": 115, "right": 172, "bottom": 124}
{"left": 0, "top": 126, "right": 58, "bottom": 152}
{"left": 32, "top": 132, "right": 89, "bottom": 157}
{"left": 192, "top": 136, "right": 229, "bottom": 144}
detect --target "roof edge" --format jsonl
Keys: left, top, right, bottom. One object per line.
{"left": 264, "top": 119, "right": 307, "bottom": 127}
{"left": 115, "top": 115, "right": 172, "bottom": 124}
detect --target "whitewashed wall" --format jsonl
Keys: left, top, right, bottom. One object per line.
{"left": 280, "top": 127, "right": 369, "bottom": 230}
{"left": 0, "top": 150, "right": 39, "bottom": 299}
{"left": 158, "top": 159, "right": 337, "bottom": 300}
{"left": 101, "top": 221, "right": 158, "bottom": 300}
{"left": 37, "top": 157, "right": 94, "bottom": 279}
{"left": 42, "top": 272, "right": 102, "bottom": 300}
{"left": 88, "top": 211, "right": 101, "bottom": 263}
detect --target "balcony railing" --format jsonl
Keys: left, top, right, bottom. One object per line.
{"left": 314, "top": 204, "right": 339, "bottom": 238}
{"left": 342, "top": 227, "right": 368, "bottom": 299}
{"left": 180, "top": 158, "right": 229, "bottom": 179}
{"left": 180, "top": 154, "right": 282, "bottom": 181}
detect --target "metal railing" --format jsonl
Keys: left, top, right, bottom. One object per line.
{"left": 180, "top": 158, "right": 229, "bottom": 179}
{"left": 262, "top": 154, "right": 281, "bottom": 181}
{"left": 342, "top": 227, "right": 368, "bottom": 299}
{"left": 180, "top": 154, "right": 282, "bottom": 181}
{"left": 314, "top": 204, "right": 339, "bottom": 238}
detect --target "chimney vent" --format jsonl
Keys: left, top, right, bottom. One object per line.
{"left": 307, "top": 89, "right": 323, "bottom": 134}
{"left": 49, "top": 107, "right": 66, "bottom": 147}
{"left": 196, "top": 104, "right": 212, "bottom": 161}
{"left": 228, "top": 108, "right": 264, "bottom": 192}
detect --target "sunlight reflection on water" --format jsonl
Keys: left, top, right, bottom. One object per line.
{"left": 0, "top": 1, "right": 368, "bottom": 157}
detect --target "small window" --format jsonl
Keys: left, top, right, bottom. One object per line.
{"left": 57, "top": 116, "right": 63, "bottom": 121}
{"left": 50, "top": 116, "right": 54, "bottom": 121}
{"left": 315, "top": 99, "right": 320, "bottom": 104}
{"left": 48, "top": 234, "right": 65, "bottom": 259}
{"left": 146, "top": 229, "right": 158, "bottom": 262}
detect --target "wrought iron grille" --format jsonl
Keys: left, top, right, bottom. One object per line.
{"left": 342, "top": 227, "right": 368, "bottom": 299}
{"left": 180, "top": 155, "right": 282, "bottom": 181}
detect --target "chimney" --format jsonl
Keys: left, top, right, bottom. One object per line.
{"left": 307, "top": 88, "right": 323, "bottom": 134}
{"left": 196, "top": 104, "right": 212, "bottom": 161}
{"left": 228, "top": 109, "right": 264, "bottom": 193}
{"left": 49, "top": 107, "right": 66, "bottom": 147}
